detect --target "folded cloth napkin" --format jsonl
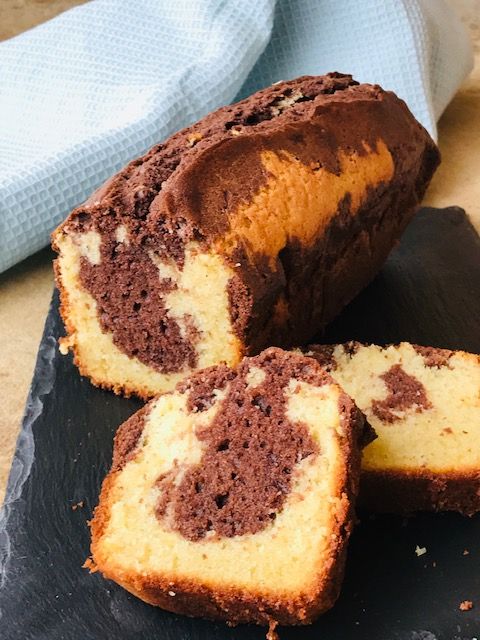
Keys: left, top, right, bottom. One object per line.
{"left": 0, "top": 0, "right": 472, "bottom": 273}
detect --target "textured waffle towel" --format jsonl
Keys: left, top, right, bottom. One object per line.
{"left": 0, "top": 0, "right": 473, "bottom": 272}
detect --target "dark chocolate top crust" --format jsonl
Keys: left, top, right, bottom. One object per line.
{"left": 59, "top": 72, "right": 436, "bottom": 245}
{"left": 59, "top": 75, "right": 359, "bottom": 235}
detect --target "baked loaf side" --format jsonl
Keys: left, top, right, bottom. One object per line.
{"left": 305, "top": 342, "right": 480, "bottom": 515}
{"left": 53, "top": 73, "right": 439, "bottom": 398}
{"left": 89, "top": 348, "right": 368, "bottom": 626}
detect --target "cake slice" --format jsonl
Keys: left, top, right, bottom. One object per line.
{"left": 88, "top": 348, "right": 369, "bottom": 627}
{"left": 305, "top": 342, "right": 480, "bottom": 515}
{"left": 52, "top": 73, "right": 439, "bottom": 399}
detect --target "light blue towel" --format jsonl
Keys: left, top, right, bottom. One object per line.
{"left": 0, "top": 0, "right": 472, "bottom": 273}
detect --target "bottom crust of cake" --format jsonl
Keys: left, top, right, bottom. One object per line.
{"left": 361, "top": 469, "right": 480, "bottom": 516}
{"left": 103, "top": 566, "right": 346, "bottom": 627}
{"left": 91, "top": 471, "right": 349, "bottom": 625}
{"left": 90, "top": 459, "right": 353, "bottom": 628}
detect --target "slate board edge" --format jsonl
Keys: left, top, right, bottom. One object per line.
{"left": 0, "top": 293, "right": 58, "bottom": 592}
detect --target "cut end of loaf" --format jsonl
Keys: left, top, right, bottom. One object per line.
{"left": 90, "top": 348, "right": 366, "bottom": 625}
{"left": 53, "top": 229, "right": 243, "bottom": 398}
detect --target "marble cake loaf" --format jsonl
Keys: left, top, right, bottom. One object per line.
{"left": 88, "top": 348, "right": 370, "bottom": 628}
{"left": 305, "top": 342, "right": 480, "bottom": 515}
{"left": 52, "top": 73, "right": 439, "bottom": 398}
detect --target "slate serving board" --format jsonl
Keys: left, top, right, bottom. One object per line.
{"left": 1, "top": 207, "right": 480, "bottom": 640}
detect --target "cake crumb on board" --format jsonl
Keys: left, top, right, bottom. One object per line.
{"left": 82, "top": 557, "right": 98, "bottom": 573}
{"left": 459, "top": 600, "right": 473, "bottom": 611}
{"left": 266, "top": 619, "right": 279, "bottom": 640}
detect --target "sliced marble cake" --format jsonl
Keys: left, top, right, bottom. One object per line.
{"left": 306, "top": 342, "right": 480, "bottom": 515}
{"left": 88, "top": 348, "right": 371, "bottom": 628}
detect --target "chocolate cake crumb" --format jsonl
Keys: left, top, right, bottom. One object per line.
{"left": 306, "top": 342, "right": 363, "bottom": 372}
{"left": 178, "top": 364, "right": 236, "bottom": 413}
{"left": 305, "top": 344, "right": 337, "bottom": 371}
{"left": 344, "top": 341, "right": 362, "bottom": 357}
{"left": 80, "top": 240, "right": 198, "bottom": 374}
{"left": 156, "top": 350, "right": 326, "bottom": 540}
{"left": 371, "top": 365, "right": 432, "bottom": 423}
{"left": 414, "top": 345, "right": 453, "bottom": 368}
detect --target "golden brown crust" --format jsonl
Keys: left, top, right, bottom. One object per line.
{"left": 360, "top": 468, "right": 480, "bottom": 517}
{"left": 90, "top": 505, "right": 346, "bottom": 626}
{"left": 88, "top": 351, "right": 368, "bottom": 627}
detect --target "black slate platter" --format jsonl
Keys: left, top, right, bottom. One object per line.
{"left": 1, "top": 207, "right": 480, "bottom": 640}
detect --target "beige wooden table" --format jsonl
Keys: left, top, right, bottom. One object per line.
{"left": 0, "top": 1, "right": 479, "bottom": 503}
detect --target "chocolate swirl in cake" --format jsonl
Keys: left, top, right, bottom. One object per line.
{"left": 154, "top": 349, "right": 324, "bottom": 540}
